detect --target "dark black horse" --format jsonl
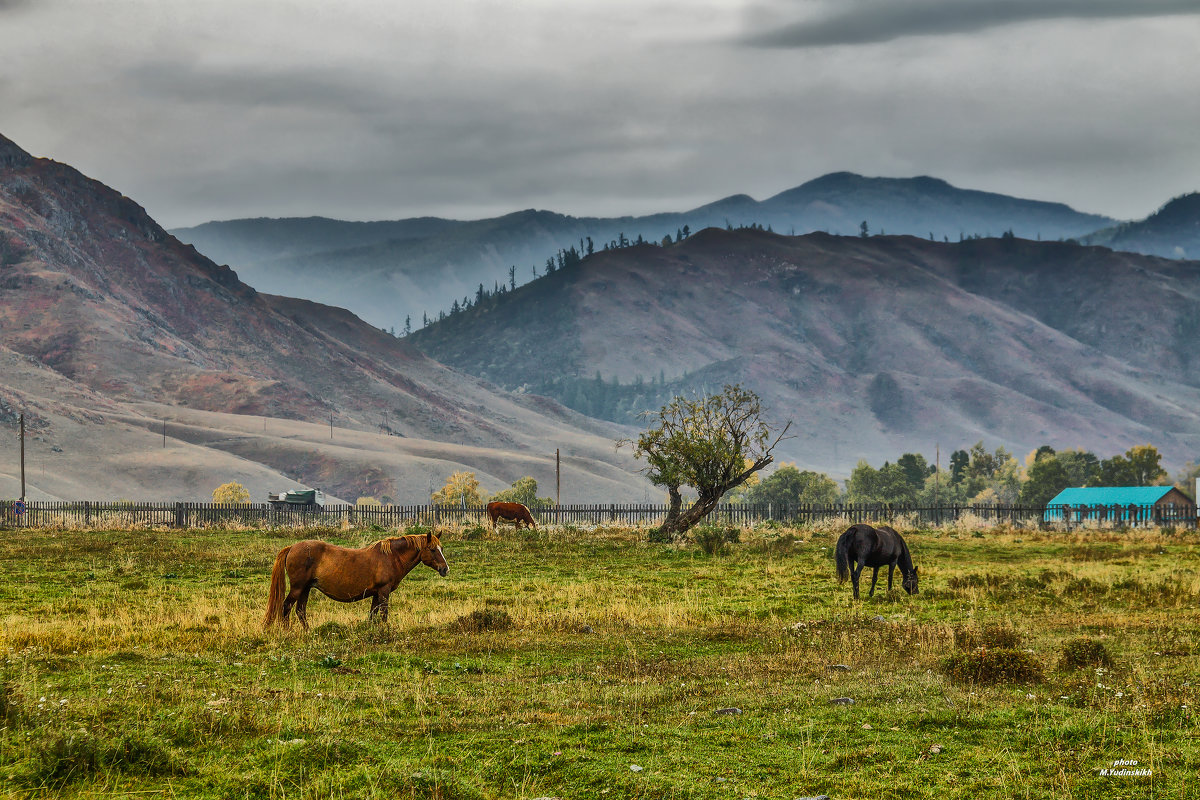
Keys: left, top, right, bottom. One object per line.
{"left": 835, "top": 523, "right": 919, "bottom": 599}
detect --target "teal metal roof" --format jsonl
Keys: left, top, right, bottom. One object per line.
{"left": 1047, "top": 486, "right": 1175, "bottom": 506}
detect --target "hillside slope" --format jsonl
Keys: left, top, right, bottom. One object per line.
{"left": 409, "top": 228, "right": 1200, "bottom": 473}
{"left": 171, "top": 174, "right": 1114, "bottom": 333}
{"left": 0, "top": 133, "right": 645, "bottom": 501}
{"left": 1082, "top": 193, "right": 1200, "bottom": 260}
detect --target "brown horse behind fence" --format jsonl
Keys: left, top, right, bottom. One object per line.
{"left": 263, "top": 531, "right": 448, "bottom": 629}
{"left": 486, "top": 501, "right": 537, "bottom": 530}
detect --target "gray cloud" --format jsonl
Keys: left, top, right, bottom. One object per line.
{"left": 4, "top": 1, "right": 1199, "bottom": 227}
{"left": 747, "top": 0, "right": 1200, "bottom": 47}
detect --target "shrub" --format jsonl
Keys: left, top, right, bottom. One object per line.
{"left": 1, "top": 676, "right": 23, "bottom": 728}
{"left": 648, "top": 526, "right": 673, "bottom": 543}
{"left": 940, "top": 647, "right": 1044, "bottom": 685}
{"left": 451, "top": 609, "right": 514, "bottom": 633}
{"left": 1063, "top": 577, "right": 1105, "bottom": 596}
{"left": 462, "top": 524, "right": 488, "bottom": 540}
{"left": 211, "top": 482, "right": 250, "bottom": 503}
{"left": 313, "top": 622, "right": 349, "bottom": 640}
{"left": 947, "top": 573, "right": 1010, "bottom": 590}
{"left": 689, "top": 524, "right": 740, "bottom": 556}
{"left": 1058, "top": 637, "right": 1113, "bottom": 670}
{"left": 27, "top": 732, "right": 183, "bottom": 789}
{"left": 954, "top": 623, "right": 1024, "bottom": 651}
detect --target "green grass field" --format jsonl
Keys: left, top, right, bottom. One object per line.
{"left": 1, "top": 521, "right": 1197, "bottom": 799}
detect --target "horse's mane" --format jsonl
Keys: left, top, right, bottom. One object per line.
{"left": 377, "top": 533, "right": 437, "bottom": 555}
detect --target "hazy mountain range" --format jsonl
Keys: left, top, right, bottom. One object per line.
{"left": 0, "top": 133, "right": 647, "bottom": 502}
{"left": 171, "top": 173, "right": 1119, "bottom": 334}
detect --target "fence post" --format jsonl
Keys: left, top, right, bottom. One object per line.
{"left": 175, "top": 502, "right": 185, "bottom": 528}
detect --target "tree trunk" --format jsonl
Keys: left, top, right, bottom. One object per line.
{"left": 658, "top": 493, "right": 722, "bottom": 541}
{"left": 655, "top": 485, "right": 684, "bottom": 540}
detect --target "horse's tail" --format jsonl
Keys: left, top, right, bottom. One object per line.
{"left": 835, "top": 528, "right": 852, "bottom": 583}
{"left": 263, "top": 546, "right": 291, "bottom": 628}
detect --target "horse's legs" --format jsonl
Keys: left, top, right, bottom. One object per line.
{"left": 850, "top": 563, "right": 863, "bottom": 599}
{"left": 281, "top": 585, "right": 306, "bottom": 629}
{"left": 295, "top": 586, "right": 312, "bottom": 631}
{"left": 368, "top": 593, "right": 385, "bottom": 623}
{"left": 867, "top": 566, "right": 882, "bottom": 597}
{"left": 887, "top": 564, "right": 896, "bottom": 592}
{"left": 370, "top": 589, "right": 391, "bottom": 623}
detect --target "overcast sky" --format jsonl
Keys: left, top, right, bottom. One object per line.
{"left": 3, "top": 0, "right": 1199, "bottom": 228}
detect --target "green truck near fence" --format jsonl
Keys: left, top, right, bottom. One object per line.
{"left": 266, "top": 489, "right": 325, "bottom": 509}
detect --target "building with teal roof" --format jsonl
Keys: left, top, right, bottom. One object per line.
{"left": 1045, "top": 486, "right": 1195, "bottom": 524}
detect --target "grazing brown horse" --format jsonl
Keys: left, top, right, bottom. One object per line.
{"left": 835, "top": 523, "right": 919, "bottom": 599}
{"left": 486, "top": 501, "right": 537, "bottom": 531}
{"left": 263, "top": 531, "right": 448, "bottom": 629}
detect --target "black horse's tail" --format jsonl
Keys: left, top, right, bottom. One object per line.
{"left": 835, "top": 528, "right": 853, "bottom": 583}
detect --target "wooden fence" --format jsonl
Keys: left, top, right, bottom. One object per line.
{"left": 0, "top": 500, "right": 1195, "bottom": 530}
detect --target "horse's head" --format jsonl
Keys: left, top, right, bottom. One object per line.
{"left": 903, "top": 566, "right": 919, "bottom": 595}
{"left": 420, "top": 531, "right": 449, "bottom": 577}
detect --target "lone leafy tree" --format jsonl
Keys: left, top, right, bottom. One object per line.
{"left": 491, "top": 476, "right": 554, "bottom": 508}
{"left": 626, "top": 385, "right": 790, "bottom": 540}
{"left": 432, "top": 471, "right": 486, "bottom": 507}
{"left": 212, "top": 481, "right": 250, "bottom": 503}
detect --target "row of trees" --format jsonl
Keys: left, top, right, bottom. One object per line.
{"left": 430, "top": 473, "right": 555, "bottom": 509}
{"left": 412, "top": 227, "right": 698, "bottom": 334}
{"left": 750, "top": 442, "right": 1189, "bottom": 509}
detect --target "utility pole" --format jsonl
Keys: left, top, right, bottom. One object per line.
{"left": 162, "top": 418, "right": 167, "bottom": 448}
{"left": 19, "top": 412, "right": 26, "bottom": 502}
{"left": 330, "top": 411, "right": 333, "bottom": 439}
{"left": 556, "top": 448, "right": 561, "bottom": 506}
{"left": 935, "top": 443, "right": 940, "bottom": 525}
{"left": 935, "top": 443, "right": 940, "bottom": 502}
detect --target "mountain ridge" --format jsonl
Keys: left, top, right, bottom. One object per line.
{"left": 407, "top": 226, "right": 1200, "bottom": 473}
{"left": 0, "top": 133, "right": 647, "bottom": 502}
{"left": 171, "top": 172, "right": 1117, "bottom": 333}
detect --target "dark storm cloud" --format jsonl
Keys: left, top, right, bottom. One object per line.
{"left": 124, "top": 61, "right": 394, "bottom": 116}
{"left": 747, "top": 0, "right": 1200, "bottom": 47}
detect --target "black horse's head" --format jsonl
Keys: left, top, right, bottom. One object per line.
{"left": 903, "top": 566, "right": 919, "bottom": 595}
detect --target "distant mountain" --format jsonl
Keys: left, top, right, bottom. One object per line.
{"left": 0, "top": 133, "right": 645, "bottom": 502}
{"left": 1082, "top": 193, "right": 1200, "bottom": 260}
{"left": 171, "top": 174, "right": 1115, "bottom": 333}
{"left": 408, "top": 227, "right": 1200, "bottom": 474}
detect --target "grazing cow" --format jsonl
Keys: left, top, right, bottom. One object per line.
{"left": 486, "top": 501, "right": 537, "bottom": 531}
